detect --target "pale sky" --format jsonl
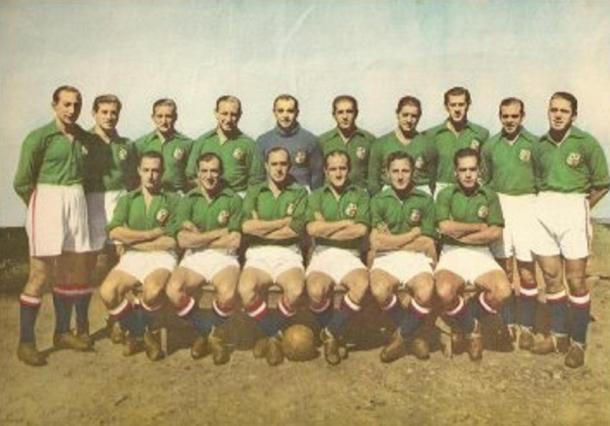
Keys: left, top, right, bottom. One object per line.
{"left": 1, "top": 0, "right": 610, "bottom": 226}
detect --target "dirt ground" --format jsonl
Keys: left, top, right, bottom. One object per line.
{"left": 0, "top": 280, "right": 609, "bottom": 426}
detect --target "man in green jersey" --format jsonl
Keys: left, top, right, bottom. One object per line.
{"left": 238, "top": 147, "right": 308, "bottom": 366}
{"left": 166, "top": 153, "right": 241, "bottom": 365}
{"left": 319, "top": 95, "right": 376, "bottom": 189}
{"left": 187, "top": 95, "right": 264, "bottom": 196}
{"left": 134, "top": 98, "right": 193, "bottom": 193}
{"left": 481, "top": 97, "right": 539, "bottom": 350}
{"left": 369, "top": 151, "right": 437, "bottom": 362}
{"left": 14, "top": 85, "right": 95, "bottom": 365}
{"left": 83, "top": 94, "right": 138, "bottom": 346}
{"left": 306, "top": 150, "right": 370, "bottom": 365}
{"left": 529, "top": 92, "right": 610, "bottom": 368}
{"left": 424, "top": 87, "right": 489, "bottom": 197}
{"left": 435, "top": 148, "right": 511, "bottom": 361}
{"left": 368, "top": 96, "right": 437, "bottom": 195}
{"left": 99, "top": 151, "right": 179, "bottom": 361}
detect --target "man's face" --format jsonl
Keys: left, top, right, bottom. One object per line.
{"left": 333, "top": 100, "right": 357, "bottom": 131}
{"left": 388, "top": 158, "right": 413, "bottom": 191}
{"left": 396, "top": 104, "right": 421, "bottom": 134}
{"left": 216, "top": 100, "right": 241, "bottom": 133}
{"left": 265, "top": 150, "right": 291, "bottom": 185}
{"left": 499, "top": 103, "right": 524, "bottom": 138}
{"left": 93, "top": 102, "right": 120, "bottom": 132}
{"left": 273, "top": 98, "right": 298, "bottom": 131}
{"left": 455, "top": 155, "right": 479, "bottom": 190}
{"left": 445, "top": 94, "right": 469, "bottom": 124}
{"left": 548, "top": 97, "right": 575, "bottom": 133}
{"left": 53, "top": 90, "right": 82, "bottom": 126}
{"left": 325, "top": 154, "right": 350, "bottom": 190}
{"left": 198, "top": 158, "right": 222, "bottom": 193}
{"left": 152, "top": 105, "right": 177, "bottom": 135}
{"left": 138, "top": 157, "right": 163, "bottom": 192}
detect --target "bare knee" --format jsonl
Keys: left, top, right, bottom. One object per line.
{"left": 238, "top": 271, "right": 258, "bottom": 306}
{"left": 306, "top": 274, "right": 331, "bottom": 304}
{"left": 369, "top": 272, "right": 393, "bottom": 304}
{"left": 411, "top": 274, "right": 434, "bottom": 306}
{"left": 345, "top": 270, "right": 369, "bottom": 303}
{"left": 435, "top": 276, "right": 459, "bottom": 307}
{"left": 165, "top": 276, "right": 186, "bottom": 306}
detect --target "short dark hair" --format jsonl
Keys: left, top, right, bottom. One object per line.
{"left": 395, "top": 96, "right": 422, "bottom": 116}
{"left": 216, "top": 95, "right": 242, "bottom": 115}
{"left": 498, "top": 97, "right": 524, "bottom": 115}
{"left": 332, "top": 95, "right": 358, "bottom": 114}
{"left": 453, "top": 147, "right": 479, "bottom": 167}
{"left": 93, "top": 94, "right": 122, "bottom": 113}
{"left": 385, "top": 151, "right": 415, "bottom": 170}
{"left": 265, "top": 146, "right": 291, "bottom": 167}
{"left": 139, "top": 150, "right": 164, "bottom": 169}
{"left": 273, "top": 94, "right": 299, "bottom": 111}
{"left": 197, "top": 152, "right": 224, "bottom": 175}
{"left": 550, "top": 91, "right": 578, "bottom": 116}
{"left": 152, "top": 98, "right": 177, "bottom": 115}
{"left": 52, "top": 85, "right": 81, "bottom": 104}
{"left": 324, "top": 149, "right": 351, "bottom": 172}
{"left": 444, "top": 86, "right": 471, "bottom": 106}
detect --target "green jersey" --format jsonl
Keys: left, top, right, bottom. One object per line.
{"left": 14, "top": 120, "right": 91, "bottom": 204}
{"left": 107, "top": 188, "right": 180, "bottom": 239}
{"left": 134, "top": 131, "right": 193, "bottom": 192}
{"left": 435, "top": 184, "right": 503, "bottom": 247}
{"left": 187, "top": 129, "right": 264, "bottom": 193}
{"left": 368, "top": 129, "right": 437, "bottom": 194}
{"left": 481, "top": 128, "right": 537, "bottom": 195}
{"left": 175, "top": 186, "right": 242, "bottom": 233}
{"left": 241, "top": 180, "right": 308, "bottom": 246}
{"left": 319, "top": 127, "right": 376, "bottom": 189}
{"left": 307, "top": 183, "right": 370, "bottom": 250}
{"left": 532, "top": 126, "right": 610, "bottom": 193}
{"left": 370, "top": 186, "right": 436, "bottom": 239}
{"left": 83, "top": 132, "right": 138, "bottom": 193}
{"left": 425, "top": 121, "right": 489, "bottom": 185}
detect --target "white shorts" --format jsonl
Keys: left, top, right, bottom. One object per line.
{"left": 436, "top": 245, "right": 502, "bottom": 284}
{"left": 371, "top": 251, "right": 434, "bottom": 289}
{"left": 244, "top": 245, "right": 303, "bottom": 282}
{"left": 87, "top": 190, "right": 125, "bottom": 251}
{"left": 180, "top": 248, "right": 239, "bottom": 282}
{"left": 490, "top": 193, "right": 536, "bottom": 262}
{"left": 532, "top": 192, "right": 589, "bottom": 259}
{"left": 114, "top": 250, "right": 177, "bottom": 283}
{"left": 26, "top": 184, "right": 91, "bottom": 257}
{"left": 306, "top": 246, "right": 366, "bottom": 284}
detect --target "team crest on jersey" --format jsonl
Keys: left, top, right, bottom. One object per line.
{"left": 233, "top": 148, "right": 245, "bottom": 161}
{"left": 477, "top": 204, "right": 489, "bottom": 219}
{"left": 173, "top": 148, "right": 185, "bottom": 161}
{"left": 217, "top": 210, "right": 230, "bottom": 225}
{"left": 118, "top": 147, "right": 128, "bottom": 161}
{"left": 156, "top": 208, "right": 169, "bottom": 225}
{"left": 356, "top": 146, "right": 367, "bottom": 160}
{"left": 286, "top": 203, "right": 295, "bottom": 216}
{"left": 415, "top": 156, "right": 425, "bottom": 170}
{"left": 81, "top": 145, "right": 88, "bottom": 156}
{"left": 345, "top": 202, "right": 357, "bottom": 218}
{"left": 470, "top": 139, "right": 481, "bottom": 150}
{"left": 566, "top": 152, "right": 581, "bottom": 167}
{"left": 409, "top": 208, "right": 422, "bottom": 224}
{"left": 294, "top": 150, "right": 307, "bottom": 165}
{"left": 519, "top": 149, "right": 531, "bottom": 162}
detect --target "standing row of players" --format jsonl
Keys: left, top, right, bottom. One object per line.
{"left": 13, "top": 86, "right": 609, "bottom": 369}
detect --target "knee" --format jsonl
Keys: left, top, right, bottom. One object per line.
{"left": 369, "top": 276, "right": 392, "bottom": 304}
{"left": 165, "top": 278, "right": 185, "bottom": 306}
{"left": 306, "top": 278, "right": 329, "bottom": 304}
{"left": 142, "top": 281, "right": 166, "bottom": 306}
{"left": 99, "top": 280, "right": 118, "bottom": 307}
{"left": 216, "top": 282, "right": 238, "bottom": 305}
{"left": 348, "top": 273, "right": 369, "bottom": 303}
{"left": 412, "top": 276, "right": 435, "bottom": 307}
{"left": 435, "top": 279, "right": 457, "bottom": 307}
{"left": 237, "top": 275, "right": 257, "bottom": 305}
{"left": 284, "top": 281, "right": 304, "bottom": 305}
{"left": 493, "top": 280, "right": 513, "bottom": 304}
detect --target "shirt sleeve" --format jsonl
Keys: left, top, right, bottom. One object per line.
{"left": 106, "top": 194, "right": 130, "bottom": 232}
{"left": 310, "top": 138, "right": 325, "bottom": 190}
{"left": 367, "top": 140, "right": 383, "bottom": 195}
{"left": 13, "top": 129, "right": 45, "bottom": 204}
{"left": 420, "top": 198, "right": 437, "bottom": 239}
{"left": 288, "top": 188, "right": 308, "bottom": 234}
{"left": 305, "top": 191, "right": 321, "bottom": 222}
{"left": 369, "top": 195, "right": 384, "bottom": 228}
{"left": 434, "top": 187, "right": 452, "bottom": 224}
{"left": 585, "top": 137, "right": 610, "bottom": 189}
{"left": 247, "top": 143, "right": 265, "bottom": 186}
{"left": 227, "top": 195, "right": 243, "bottom": 232}
{"left": 354, "top": 189, "right": 370, "bottom": 227}
{"left": 241, "top": 187, "right": 258, "bottom": 223}
{"left": 185, "top": 138, "right": 202, "bottom": 181}
{"left": 486, "top": 190, "right": 504, "bottom": 227}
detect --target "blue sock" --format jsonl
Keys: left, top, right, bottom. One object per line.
{"left": 52, "top": 294, "right": 73, "bottom": 334}
{"left": 500, "top": 293, "right": 515, "bottom": 326}
{"left": 547, "top": 293, "right": 569, "bottom": 335}
{"left": 569, "top": 293, "right": 591, "bottom": 345}
{"left": 518, "top": 294, "right": 537, "bottom": 329}
{"left": 74, "top": 293, "right": 92, "bottom": 332}
{"left": 258, "top": 310, "right": 281, "bottom": 337}
{"left": 19, "top": 296, "right": 41, "bottom": 343}
{"left": 186, "top": 306, "right": 213, "bottom": 335}
{"left": 383, "top": 297, "right": 407, "bottom": 327}
{"left": 399, "top": 309, "right": 425, "bottom": 340}
{"left": 118, "top": 308, "right": 142, "bottom": 337}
